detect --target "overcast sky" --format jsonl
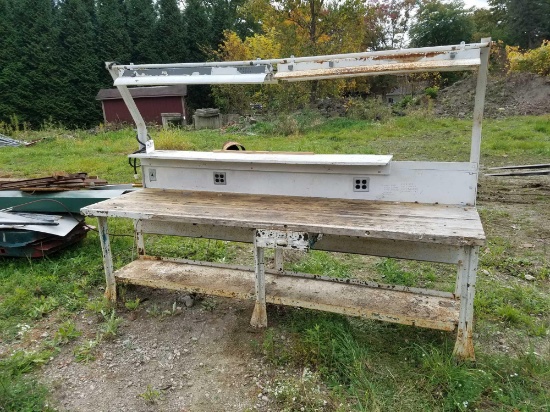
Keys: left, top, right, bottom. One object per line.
{"left": 462, "top": 0, "right": 489, "bottom": 8}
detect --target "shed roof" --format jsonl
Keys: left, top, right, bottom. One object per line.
{"left": 96, "top": 85, "right": 187, "bottom": 101}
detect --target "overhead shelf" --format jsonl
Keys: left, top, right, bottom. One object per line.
{"left": 109, "top": 43, "right": 485, "bottom": 86}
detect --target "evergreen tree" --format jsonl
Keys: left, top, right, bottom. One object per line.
{"left": 209, "top": 0, "right": 231, "bottom": 49}
{"left": 183, "top": 0, "right": 211, "bottom": 62}
{"left": 0, "top": 0, "right": 17, "bottom": 122}
{"left": 97, "top": 0, "right": 132, "bottom": 77}
{"left": 489, "top": 0, "right": 550, "bottom": 49}
{"left": 7, "top": 0, "right": 64, "bottom": 126}
{"left": 156, "top": 0, "right": 187, "bottom": 62}
{"left": 126, "top": 0, "right": 159, "bottom": 63}
{"left": 58, "top": 0, "right": 102, "bottom": 127}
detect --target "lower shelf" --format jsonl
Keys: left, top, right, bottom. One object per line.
{"left": 115, "top": 259, "right": 460, "bottom": 331}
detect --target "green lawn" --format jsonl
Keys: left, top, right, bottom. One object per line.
{"left": 0, "top": 114, "right": 549, "bottom": 411}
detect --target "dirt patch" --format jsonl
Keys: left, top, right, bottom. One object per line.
{"left": 42, "top": 293, "right": 274, "bottom": 412}
{"left": 436, "top": 72, "right": 550, "bottom": 118}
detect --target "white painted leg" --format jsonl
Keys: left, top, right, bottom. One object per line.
{"left": 134, "top": 219, "right": 145, "bottom": 257}
{"left": 274, "top": 248, "right": 284, "bottom": 272}
{"left": 97, "top": 217, "right": 116, "bottom": 302}
{"left": 250, "top": 246, "right": 268, "bottom": 327}
{"left": 453, "top": 246, "right": 479, "bottom": 361}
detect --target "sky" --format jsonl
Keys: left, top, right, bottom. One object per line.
{"left": 462, "top": 0, "right": 489, "bottom": 8}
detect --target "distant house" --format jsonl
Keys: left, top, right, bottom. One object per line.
{"left": 96, "top": 86, "right": 187, "bottom": 125}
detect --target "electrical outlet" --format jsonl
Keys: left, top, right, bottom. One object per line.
{"left": 213, "top": 172, "right": 226, "bottom": 185}
{"left": 353, "top": 177, "right": 369, "bottom": 192}
{"left": 149, "top": 168, "right": 156, "bottom": 182}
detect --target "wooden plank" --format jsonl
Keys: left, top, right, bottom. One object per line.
{"left": 82, "top": 189, "right": 485, "bottom": 246}
{"left": 488, "top": 163, "right": 550, "bottom": 170}
{"left": 115, "top": 259, "right": 460, "bottom": 331}
{"left": 485, "top": 170, "right": 550, "bottom": 177}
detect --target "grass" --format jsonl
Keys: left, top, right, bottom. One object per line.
{"left": 259, "top": 310, "right": 550, "bottom": 411}
{"left": 0, "top": 113, "right": 548, "bottom": 410}
{"left": 0, "top": 115, "right": 549, "bottom": 181}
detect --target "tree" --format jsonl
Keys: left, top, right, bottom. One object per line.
{"left": 375, "top": 0, "right": 417, "bottom": 49}
{"left": 126, "top": 0, "right": 159, "bottom": 63}
{"left": 183, "top": 0, "right": 211, "bottom": 62}
{"left": 0, "top": 0, "right": 18, "bottom": 122}
{"left": 409, "top": 0, "right": 475, "bottom": 47}
{"left": 6, "top": 0, "right": 64, "bottom": 126}
{"left": 97, "top": 0, "right": 132, "bottom": 73}
{"left": 58, "top": 0, "right": 102, "bottom": 127}
{"left": 488, "top": 0, "right": 550, "bottom": 49}
{"left": 156, "top": 0, "right": 186, "bottom": 63}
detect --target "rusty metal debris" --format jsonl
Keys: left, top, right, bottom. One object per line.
{"left": 0, "top": 134, "right": 26, "bottom": 147}
{"left": 0, "top": 173, "right": 108, "bottom": 191}
{"left": 486, "top": 164, "right": 550, "bottom": 177}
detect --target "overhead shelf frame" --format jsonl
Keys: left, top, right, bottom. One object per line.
{"left": 107, "top": 39, "right": 491, "bottom": 167}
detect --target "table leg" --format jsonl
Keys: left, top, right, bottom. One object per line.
{"left": 453, "top": 246, "right": 479, "bottom": 361}
{"left": 250, "top": 246, "right": 268, "bottom": 327}
{"left": 97, "top": 216, "right": 116, "bottom": 302}
{"left": 275, "top": 248, "right": 284, "bottom": 272}
{"left": 134, "top": 219, "right": 145, "bottom": 257}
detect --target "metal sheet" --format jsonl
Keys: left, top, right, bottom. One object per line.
{"left": 114, "top": 73, "right": 273, "bottom": 86}
{"left": 0, "top": 189, "right": 135, "bottom": 213}
{"left": 0, "top": 214, "right": 83, "bottom": 236}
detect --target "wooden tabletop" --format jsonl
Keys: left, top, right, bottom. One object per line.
{"left": 81, "top": 189, "right": 485, "bottom": 246}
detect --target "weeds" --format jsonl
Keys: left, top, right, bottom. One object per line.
{"left": 146, "top": 302, "right": 180, "bottom": 319}
{"left": 268, "top": 368, "right": 332, "bottom": 412}
{"left": 28, "top": 296, "right": 59, "bottom": 319}
{"left": 139, "top": 385, "right": 162, "bottom": 404}
{"left": 100, "top": 310, "right": 122, "bottom": 340}
{"left": 124, "top": 297, "right": 141, "bottom": 311}
{"left": 54, "top": 320, "right": 81, "bottom": 345}
{"left": 74, "top": 336, "right": 100, "bottom": 363}
{"left": 345, "top": 97, "right": 391, "bottom": 122}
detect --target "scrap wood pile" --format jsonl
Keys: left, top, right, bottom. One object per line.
{"left": 0, "top": 172, "right": 108, "bottom": 191}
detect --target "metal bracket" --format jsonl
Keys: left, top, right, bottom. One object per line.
{"left": 255, "top": 229, "right": 321, "bottom": 250}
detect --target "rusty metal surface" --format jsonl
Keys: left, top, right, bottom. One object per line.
{"left": 275, "top": 59, "right": 480, "bottom": 81}
{"left": 115, "top": 259, "right": 460, "bottom": 331}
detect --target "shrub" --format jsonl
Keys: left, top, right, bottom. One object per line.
{"left": 507, "top": 41, "right": 550, "bottom": 76}
{"left": 424, "top": 86, "right": 439, "bottom": 99}
{"left": 345, "top": 97, "right": 391, "bottom": 122}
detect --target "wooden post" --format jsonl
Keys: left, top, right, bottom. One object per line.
{"left": 97, "top": 217, "right": 116, "bottom": 302}
{"left": 134, "top": 219, "right": 145, "bottom": 257}
{"left": 250, "top": 245, "right": 268, "bottom": 327}
{"left": 453, "top": 246, "right": 479, "bottom": 361}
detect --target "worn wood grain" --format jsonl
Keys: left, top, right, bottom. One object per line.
{"left": 115, "top": 259, "right": 460, "bottom": 331}
{"left": 82, "top": 189, "right": 485, "bottom": 246}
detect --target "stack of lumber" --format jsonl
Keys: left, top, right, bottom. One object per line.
{"left": 0, "top": 173, "right": 108, "bottom": 192}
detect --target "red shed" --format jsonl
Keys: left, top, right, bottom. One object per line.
{"left": 96, "top": 86, "right": 187, "bottom": 125}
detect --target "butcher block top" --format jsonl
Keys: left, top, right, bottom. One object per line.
{"left": 81, "top": 188, "right": 485, "bottom": 246}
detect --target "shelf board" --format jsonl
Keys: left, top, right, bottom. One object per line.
{"left": 115, "top": 259, "right": 459, "bottom": 331}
